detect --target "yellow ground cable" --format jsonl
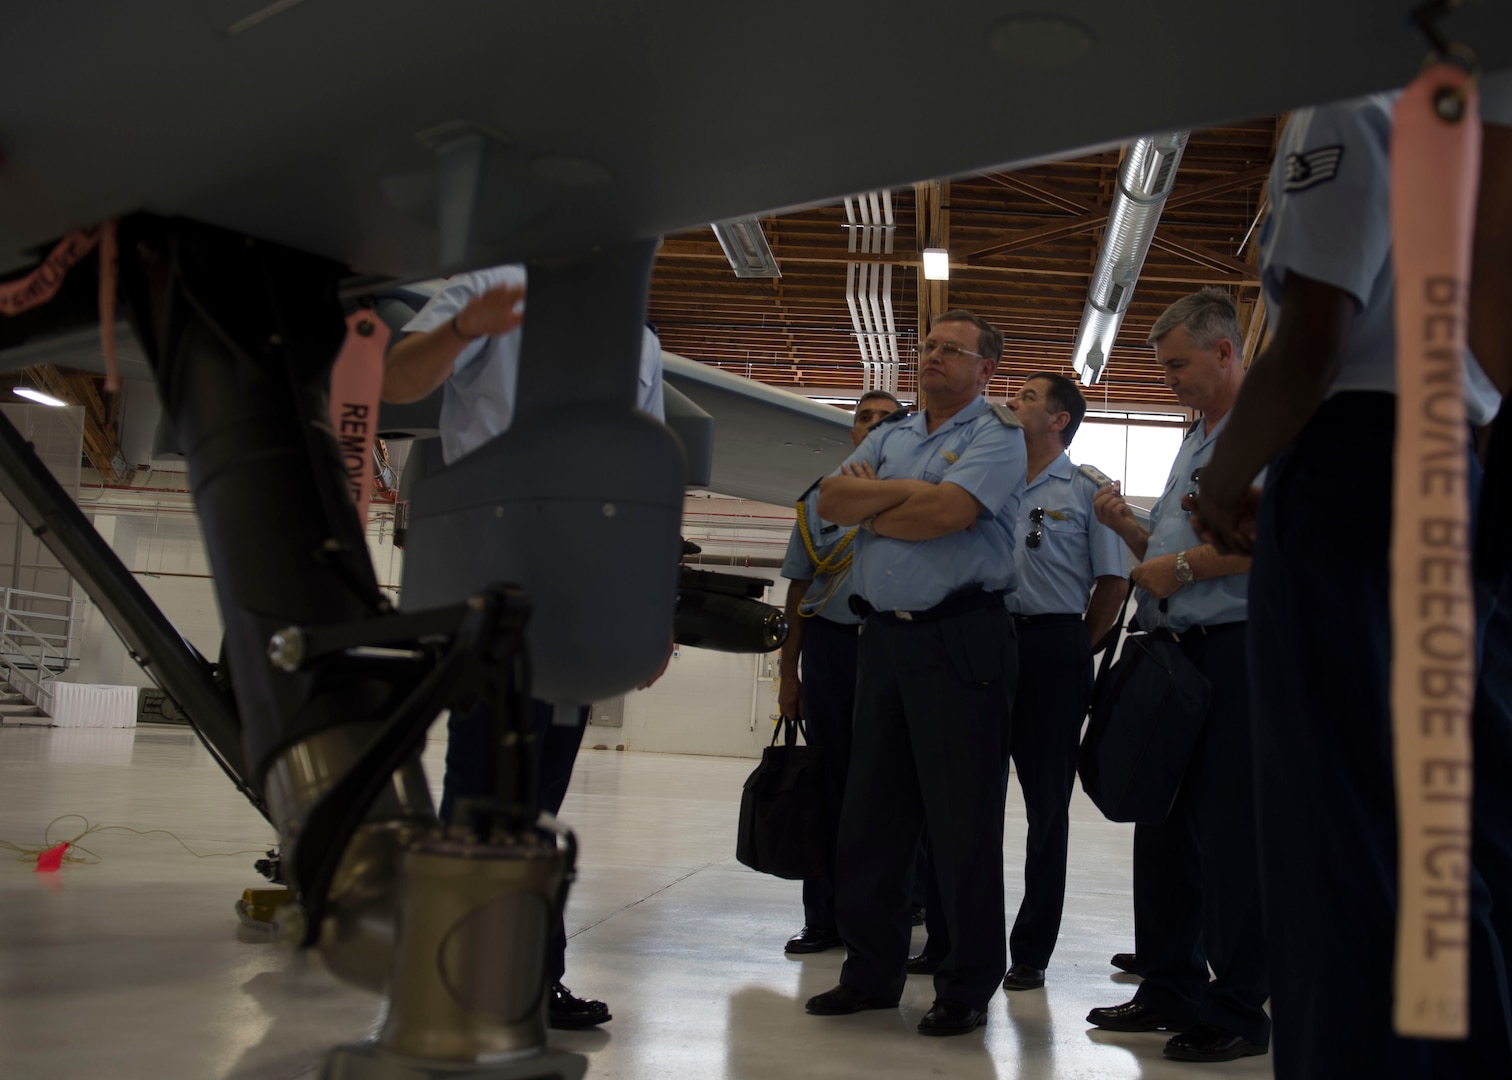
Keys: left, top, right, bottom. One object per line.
{"left": 794, "top": 498, "right": 858, "bottom": 619}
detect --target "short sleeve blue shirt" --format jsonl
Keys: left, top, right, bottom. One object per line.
{"left": 1260, "top": 95, "right": 1501, "bottom": 424}
{"left": 842, "top": 397, "right": 1027, "bottom": 612}
{"left": 403, "top": 265, "right": 666, "bottom": 464}
{"left": 1137, "top": 415, "right": 1251, "bottom": 632}
{"left": 1008, "top": 453, "right": 1128, "bottom": 615}
{"left": 780, "top": 481, "right": 862, "bottom": 625}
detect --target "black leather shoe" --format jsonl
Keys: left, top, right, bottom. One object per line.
{"left": 805, "top": 984, "right": 900, "bottom": 1015}
{"left": 1001, "top": 963, "right": 1045, "bottom": 991}
{"left": 1164, "top": 1024, "right": 1267, "bottom": 1062}
{"left": 910, "top": 906, "right": 927, "bottom": 926}
{"left": 1111, "top": 951, "right": 1141, "bottom": 974}
{"left": 904, "top": 953, "right": 941, "bottom": 975}
{"left": 1086, "top": 1000, "right": 1186, "bottom": 1033}
{"left": 548, "top": 983, "right": 611, "bottom": 1029}
{"left": 785, "top": 926, "right": 842, "bottom": 954}
{"left": 918, "top": 998, "right": 987, "bottom": 1036}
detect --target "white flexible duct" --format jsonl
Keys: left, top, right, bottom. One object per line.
{"left": 845, "top": 191, "right": 901, "bottom": 395}
{"left": 1072, "top": 131, "right": 1190, "bottom": 386}
{"left": 864, "top": 192, "right": 887, "bottom": 390}
{"left": 858, "top": 200, "right": 879, "bottom": 384}
{"left": 881, "top": 190, "right": 899, "bottom": 394}
{"left": 843, "top": 197, "right": 876, "bottom": 390}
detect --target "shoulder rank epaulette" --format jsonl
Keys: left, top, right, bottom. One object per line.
{"left": 876, "top": 407, "right": 911, "bottom": 427}
{"left": 987, "top": 402, "right": 1023, "bottom": 428}
{"left": 796, "top": 476, "right": 823, "bottom": 504}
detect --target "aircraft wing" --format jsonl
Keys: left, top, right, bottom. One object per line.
{"left": 3, "top": 2, "right": 1509, "bottom": 279}
{"left": 659, "top": 352, "right": 852, "bottom": 507}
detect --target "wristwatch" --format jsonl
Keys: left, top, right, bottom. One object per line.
{"left": 1174, "top": 550, "right": 1194, "bottom": 586}
{"left": 860, "top": 513, "right": 879, "bottom": 534}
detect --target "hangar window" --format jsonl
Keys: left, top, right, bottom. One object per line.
{"left": 1069, "top": 414, "right": 1188, "bottom": 499}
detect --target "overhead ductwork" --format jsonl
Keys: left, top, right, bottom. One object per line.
{"left": 844, "top": 191, "right": 900, "bottom": 398}
{"left": 1072, "top": 131, "right": 1189, "bottom": 385}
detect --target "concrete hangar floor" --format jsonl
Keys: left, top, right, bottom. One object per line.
{"left": 0, "top": 722, "right": 1272, "bottom": 1079}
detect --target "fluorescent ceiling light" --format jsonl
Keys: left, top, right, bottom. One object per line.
{"left": 921, "top": 248, "right": 950, "bottom": 281}
{"left": 13, "top": 387, "right": 67, "bottom": 407}
{"left": 711, "top": 217, "right": 781, "bottom": 278}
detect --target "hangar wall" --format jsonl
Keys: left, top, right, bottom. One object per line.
{"left": 64, "top": 478, "right": 788, "bottom": 760}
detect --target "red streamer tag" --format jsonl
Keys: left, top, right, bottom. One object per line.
{"left": 1390, "top": 62, "right": 1481, "bottom": 1040}
{"left": 0, "top": 228, "right": 102, "bottom": 316}
{"left": 328, "top": 310, "right": 391, "bottom": 525}
{"left": 35, "top": 842, "right": 68, "bottom": 873}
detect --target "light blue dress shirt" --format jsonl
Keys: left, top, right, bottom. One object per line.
{"left": 402, "top": 265, "right": 666, "bottom": 464}
{"left": 1137, "top": 415, "right": 1250, "bottom": 633}
{"left": 840, "top": 397, "right": 1027, "bottom": 612}
{"left": 780, "top": 480, "right": 862, "bottom": 625}
{"left": 1008, "top": 452, "right": 1128, "bottom": 615}
{"left": 1260, "top": 94, "right": 1501, "bottom": 424}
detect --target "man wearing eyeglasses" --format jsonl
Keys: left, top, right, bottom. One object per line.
{"left": 776, "top": 389, "right": 902, "bottom": 959}
{"left": 804, "top": 310, "right": 1026, "bottom": 1037}
{"left": 1088, "top": 288, "right": 1270, "bottom": 1063}
{"left": 907, "top": 371, "right": 1127, "bottom": 989}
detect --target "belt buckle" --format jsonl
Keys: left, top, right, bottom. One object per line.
{"left": 894, "top": 610, "right": 913, "bottom": 621}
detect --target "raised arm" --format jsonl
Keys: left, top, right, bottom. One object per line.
{"left": 1093, "top": 484, "right": 1151, "bottom": 561}
{"left": 381, "top": 277, "right": 527, "bottom": 404}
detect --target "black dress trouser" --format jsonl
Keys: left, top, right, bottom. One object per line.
{"left": 919, "top": 616, "right": 1090, "bottom": 970}
{"left": 441, "top": 697, "right": 588, "bottom": 986}
{"left": 1129, "top": 621, "right": 1271, "bottom": 1048}
{"left": 798, "top": 615, "right": 860, "bottom": 930}
{"left": 1004, "top": 616, "right": 1092, "bottom": 970}
{"left": 835, "top": 605, "right": 1017, "bottom": 1011}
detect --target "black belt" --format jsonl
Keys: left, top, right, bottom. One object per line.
{"left": 1147, "top": 619, "right": 1245, "bottom": 641}
{"left": 1011, "top": 612, "right": 1083, "bottom": 627}
{"left": 852, "top": 587, "right": 1006, "bottom": 625}
{"left": 811, "top": 615, "right": 862, "bottom": 634}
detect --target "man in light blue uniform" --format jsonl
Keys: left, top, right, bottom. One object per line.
{"left": 999, "top": 372, "right": 1127, "bottom": 989}
{"left": 908, "top": 371, "right": 1126, "bottom": 988}
{"left": 382, "top": 265, "right": 665, "bottom": 1031}
{"left": 1090, "top": 289, "right": 1270, "bottom": 1063}
{"left": 1197, "top": 85, "right": 1512, "bottom": 1079}
{"left": 803, "top": 310, "right": 1025, "bottom": 1038}
{"left": 777, "top": 389, "right": 901, "bottom": 957}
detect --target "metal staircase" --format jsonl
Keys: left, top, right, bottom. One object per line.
{"left": 0, "top": 586, "right": 78, "bottom": 721}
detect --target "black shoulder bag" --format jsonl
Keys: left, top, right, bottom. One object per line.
{"left": 1079, "top": 586, "right": 1212, "bottom": 824}
{"left": 735, "top": 714, "right": 830, "bottom": 880}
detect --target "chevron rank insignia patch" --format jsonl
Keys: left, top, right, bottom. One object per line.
{"left": 1283, "top": 145, "right": 1344, "bottom": 192}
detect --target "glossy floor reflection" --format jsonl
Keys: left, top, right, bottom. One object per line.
{"left": 0, "top": 723, "right": 1272, "bottom": 1079}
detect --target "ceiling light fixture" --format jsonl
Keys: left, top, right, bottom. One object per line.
{"left": 13, "top": 387, "right": 67, "bottom": 407}
{"left": 711, "top": 217, "right": 781, "bottom": 279}
{"left": 921, "top": 247, "right": 950, "bottom": 281}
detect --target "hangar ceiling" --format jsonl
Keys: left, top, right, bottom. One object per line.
{"left": 648, "top": 115, "right": 1279, "bottom": 411}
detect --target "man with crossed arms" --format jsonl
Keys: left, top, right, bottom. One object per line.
{"left": 804, "top": 310, "right": 1025, "bottom": 1037}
